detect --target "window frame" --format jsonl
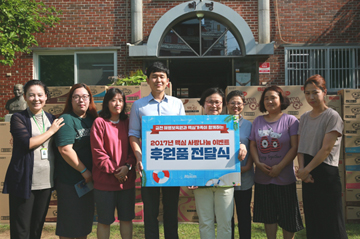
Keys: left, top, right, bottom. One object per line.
{"left": 159, "top": 17, "right": 243, "bottom": 58}
{"left": 285, "top": 46, "right": 360, "bottom": 91}
{"left": 33, "top": 50, "right": 117, "bottom": 85}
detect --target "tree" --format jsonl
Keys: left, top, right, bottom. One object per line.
{"left": 0, "top": 0, "right": 61, "bottom": 66}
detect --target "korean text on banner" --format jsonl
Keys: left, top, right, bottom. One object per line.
{"left": 141, "top": 115, "right": 241, "bottom": 187}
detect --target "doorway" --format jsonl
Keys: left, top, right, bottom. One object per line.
{"left": 169, "top": 58, "right": 233, "bottom": 98}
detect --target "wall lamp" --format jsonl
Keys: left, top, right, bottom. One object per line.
{"left": 196, "top": 12, "right": 204, "bottom": 19}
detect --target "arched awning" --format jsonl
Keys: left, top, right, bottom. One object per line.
{"left": 129, "top": 0, "right": 274, "bottom": 57}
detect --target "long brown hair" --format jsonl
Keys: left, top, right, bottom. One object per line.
{"left": 62, "top": 83, "right": 98, "bottom": 119}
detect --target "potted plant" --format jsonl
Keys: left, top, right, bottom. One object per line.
{"left": 109, "top": 69, "right": 147, "bottom": 86}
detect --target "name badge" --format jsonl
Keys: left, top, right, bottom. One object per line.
{"left": 41, "top": 148, "right": 48, "bottom": 160}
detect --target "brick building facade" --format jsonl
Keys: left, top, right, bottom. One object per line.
{"left": 1, "top": 0, "right": 359, "bottom": 117}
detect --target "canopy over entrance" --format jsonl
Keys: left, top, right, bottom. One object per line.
{"left": 129, "top": 0, "right": 274, "bottom": 57}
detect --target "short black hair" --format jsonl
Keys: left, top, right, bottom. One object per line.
{"left": 146, "top": 62, "right": 170, "bottom": 79}
{"left": 23, "top": 80, "right": 49, "bottom": 96}
{"left": 259, "top": 85, "right": 290, "bottom": 113}
{"left": 198, "top": 87, "right": 225, "bottom": 107}
{"left": 99, "top": 88, "right": 128, "bottom": 120}
{"left": 226, "top": 90, "right": 245, "bottom": 104}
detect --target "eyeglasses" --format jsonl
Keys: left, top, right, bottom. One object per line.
{"left": 229, "top": 102, "right": 244, "bottom": 106}
{"left": 205, "top": 101, "right": 222, "bottom": 106}
{"left": 72, "top": 94, "right": 90, "bottom": 101}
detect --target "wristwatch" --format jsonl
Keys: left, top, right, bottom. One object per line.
{"left": 125, "top": 163, "right": 132, "bottom": 171}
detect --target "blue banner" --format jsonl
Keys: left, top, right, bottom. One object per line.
{"left": 141, "top": 115, "right": 241, "bottom": 187}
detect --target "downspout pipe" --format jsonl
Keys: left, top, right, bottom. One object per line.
{"left": 131, "top": 0, "right": 143, "bottom": 44}
{"left": 258, "top": 0, "right": 270, "bottom": 44}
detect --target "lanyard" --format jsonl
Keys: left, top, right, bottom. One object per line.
{"left": 32, "top": 110, "right": 45, "bottom": 135}
{"left": 32, "top": 110, "right": 48, "bottom": 154}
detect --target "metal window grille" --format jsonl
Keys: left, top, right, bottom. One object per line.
{"left": 285, "top": 46, "right": 360, "bottom": 91}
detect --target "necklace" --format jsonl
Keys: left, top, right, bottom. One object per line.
{"left": 110, "top": 119, "right": 120, "bottom": 124}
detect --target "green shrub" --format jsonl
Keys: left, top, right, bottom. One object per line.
{"left": 109, "top": 70, "right": 147, "bottom": 86}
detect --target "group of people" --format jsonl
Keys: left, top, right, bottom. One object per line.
{"left": 2, "top": 61, "right": 347, "bottom": 239}
{"left": 2, "top": 80, "right": 134, "bottom": 239}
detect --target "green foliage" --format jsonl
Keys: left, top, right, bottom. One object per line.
{"left": 109, "top": 70, "right": 147, "bottom": 86}
{"left": 0, "top": 0, "right": 62, "bottom": 66}
{"left": 0, "top": 224, "right": 9, "bottom": 233}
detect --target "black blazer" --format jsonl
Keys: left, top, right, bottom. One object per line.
{"left": 2, "top": 109, "right": 55, "bottom": 199}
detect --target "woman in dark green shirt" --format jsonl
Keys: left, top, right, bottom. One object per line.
{"left": 54, "top": 83, "right": 98, "bottom": 239}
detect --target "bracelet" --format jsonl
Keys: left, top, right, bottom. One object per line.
{"left": 80, "top": 167, "right": 87, "bottom": 174}
{"left": 126, "top": 163, "right": 132, "bottom": 171}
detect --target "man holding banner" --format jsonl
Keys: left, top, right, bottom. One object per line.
{"left": 129, "top": 62, "right": 185, "bottom": 239}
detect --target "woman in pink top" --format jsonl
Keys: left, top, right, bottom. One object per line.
{"left": 90, "top": 88, "right": 136, "bottom": 239}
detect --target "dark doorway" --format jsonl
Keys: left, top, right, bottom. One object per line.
{"left": 169, "top": 58, "right": 232, "bottom": 98}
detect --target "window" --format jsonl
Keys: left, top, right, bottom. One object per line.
{"left": 34, "top": 51, "right": 117, "bottom": 86}
{"left": 285, "top": 46, "right": 360, "bottom": 91}
{"left": 159, "top": 17, "right": 242, "bottom": 57}
{"left": 76, "top": 53, "right": 115, "bottom": 85}
{"left": 39, "top": 55, "right": 74, "bottom": 86}
{"left": 164, "top": 35, "right": 172, "bottom": 43}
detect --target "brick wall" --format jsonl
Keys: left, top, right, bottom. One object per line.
{"left": 1, "top": 0, "right": 359, "bottom": 117}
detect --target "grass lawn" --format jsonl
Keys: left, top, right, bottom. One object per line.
{"left": 1, "top": 222, "right": 360, "bottom": 238}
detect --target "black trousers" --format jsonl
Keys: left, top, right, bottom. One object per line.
{"left": 303, "top": 154, "right": 348, "bottom": 239}
{"left": 231, "top": 188, "right": 252, "bottom": 239}
{"left": 9, "top": 189, "right": 52, "bottom": 239}
{"left": 141, "top": 186, "right": 180, "bottom": 239}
